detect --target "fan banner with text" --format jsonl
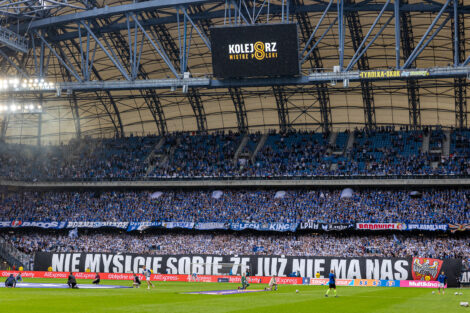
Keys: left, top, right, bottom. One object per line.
{"left": 33, "top": 253, "right": 462, "bottom": 287}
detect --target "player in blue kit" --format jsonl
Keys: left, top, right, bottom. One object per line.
{"left": 325, "top": 269, "right": 337, "bottom": 297}
{"left": 437, "top": 271, "right": 447, "bottom": 295}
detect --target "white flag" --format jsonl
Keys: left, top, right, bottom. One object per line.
{"left": 68, "top": 227, "right": 78, "bottom": 239}
{"left": 149, "top": 191, "right": 163, "bottom": 199}
{"left": 340, "top": 188, "right": 353, "bottom": 199}
{"left": 212, "top": 190, "right": 224, "bottom": 199}
{"left": 274, "top": 191, "right": 286, "bottom": 199}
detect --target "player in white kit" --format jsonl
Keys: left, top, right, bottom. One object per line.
{"left": 142, "top": 265, "right": 155, "bottom": 289}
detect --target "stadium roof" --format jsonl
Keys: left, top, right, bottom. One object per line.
{"left": 0, "top": 0, "right": 468, "bottom": 144}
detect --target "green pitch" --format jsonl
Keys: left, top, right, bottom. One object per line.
{"left": 0, "top": 278, "right": 467, "bottom": 312}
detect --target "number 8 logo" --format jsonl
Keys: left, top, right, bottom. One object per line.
{"left": 254, "top": 41, "right": 265, "bottom": 60}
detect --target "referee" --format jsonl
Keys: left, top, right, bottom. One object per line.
{"left": 325, "top": 270, "right": 338, "bottom": 298}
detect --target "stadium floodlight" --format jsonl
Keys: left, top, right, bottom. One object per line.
{"left": 0, "top": 102, "right": 43, "bottom": 114}
{"left": 0, "top": 77, "right": 55, "bottom": 93}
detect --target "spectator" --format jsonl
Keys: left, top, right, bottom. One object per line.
{"left": 4, "top": 232, "right": 469, "bottom": 261}
{"left": 0, "top": 189, "right": 468, "bottom": 224}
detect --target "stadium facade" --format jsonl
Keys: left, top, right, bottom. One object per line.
{"left": 0, "top": 0, "right": 468, "bottom": 289}
{"left": 0, "top": 0, "right": 468, "bottom": 143}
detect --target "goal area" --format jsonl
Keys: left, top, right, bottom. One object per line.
{"left": 188, "top": 263, "right": 251, "bottom": 276}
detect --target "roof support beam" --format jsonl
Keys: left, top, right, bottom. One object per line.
{"left": 454, "top": 0, "right": 459, "bottom": 67}
{"left": 187, "top": 88, "right": 207, "bottom": 133}
{"left": 56, "top": 28, "right": 124, "bottom": 137}
{"left": 70, "top": 91, "right": 81, "bottom": 138}
{"left": 80, "top": 21, "right": 131, "bottom": 81}
{"left": 35, "top": 30, "right": 82, "bottom": 82}
{"left": 143, "top": 11, "right": 181, "bottom": 72}
{"left": 0, "top": 48, "right": 28, "bottom": 77}
{"left": 394, "top": 0, "right": 400, "bottom": 68}
{"left": 187, "top": 3, "right": 244, "bottom": 133}
{"left": 345, "top": 0, "right": 392, "bottom": 71}
{"left": 402, "top": 0, "right": 451, "bottom": 69}
{"left": 141, "top": 9, "right": 185, "bottom": 135}
{"left": 37, "top": 95, "right": 42, "bottom": 146}
{"left": 81, "top": 0, "right": 169, "bottom": 135}
{"left": 400, "top": 0, "right": 421, "bottom": 129}
{"left": 318, "top": 83, "right": 332, "bottom": 133}
{"left": 27, "top": 0, "right": 214, "bottom": 30}
{"left": 300, "top": 17, "right": 337, "bottom": 65}
{"left": 295, "top": 0, "right": 331, "bottom": 133}
{"left": 407, "top": 80, "right": 421, "bottom": 129}
{"left": 34, "top": 3, "right": 470, "bottom": 43}
{"left": 300, "top": 0, "right": 334, "bottom": 59}
{"left": 346, "top": 0, "right": 375, "bottom": 129}
{"left": 131, "top": 14, "right": 179, "bottom": 78}
{"left": 2, "top": 66, "right": 469, "bottom": 93}
{"left": 455, "top": 76, "right": 467, "bottom": 129}
{"left": 181, "top": 6, "right": 211, "bottom": 51}
{"left": 145, "top": 6, "right": 212, "bottom": 137}
{"left": 179, "top": 5, "right": 209, "bottom": 134}
{"left": 0, "top": 114, "right": 9, "bottom": 141}
{"left": 57, "top": 47, "right": 82, "bottom": 139}
{"left": 25, "top": 1, "right": 470, "bottom": 33}
{"left": 96, "top": 14, "right": 169, "bottom": 135}
{"left": 273, "top": 85, "right": 290, "bottom": 133}
{"left": 0, "top": 25, "right": 28, "bottom": 53}
{"left": 453, "top": 0, "right": 467, "bottom": 128}
{"left": 346, "top": 15, "right": 393, "bottom": 72}
{"left": 228, "top": 87, "right": 248, "bottom": 133}
{"left": 338, "top": 0, "right": 345, "bottom": 71}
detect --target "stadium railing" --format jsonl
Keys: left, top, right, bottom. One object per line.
{"left": 1, "top": 173, "right": 469, "bottom": 182}
{"left": 0, "top": 237, "right": 31, "bottom": 270}
{"left": 1, "top": 175, "right": 470, "bottom": 189}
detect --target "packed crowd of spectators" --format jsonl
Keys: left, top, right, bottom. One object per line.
{"left": 0, "top": 136, "right": 158, "bottom": 181}
{"left": 0, "top": 188, "right": 468, "bottom": 224}
{"left": 149, "top": 132, "right": 242, "bottom": 177}
{"left": 4, "top": 232, "right": 468, "bottom": 263}
{"left": 342, "top": 128, "right": 425, "bottom": 176}
{"left": 0, "top": 127, "right": 469, "bottom": 180}
{"left": 246, "top": 130, "right": 331, "bottom": 177}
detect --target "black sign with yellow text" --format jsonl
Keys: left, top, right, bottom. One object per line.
{"left": 210, "top": 23, "right": 299, "bottom": 78}
{"left": 359, "top": 70, "right": 430, "bottom": 80}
